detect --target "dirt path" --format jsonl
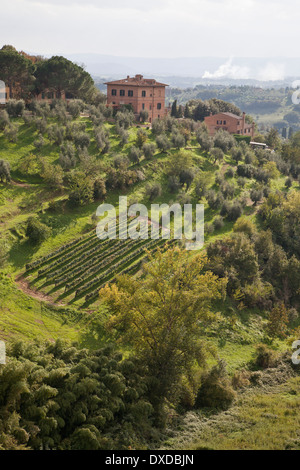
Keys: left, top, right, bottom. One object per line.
{"left": 16, "top": 276, "right": 63, "bottom": 306}
{"left": 11, "top": 180, "right": 31, "bottom": 188}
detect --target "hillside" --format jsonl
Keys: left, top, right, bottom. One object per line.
{"left": 0, "top": 94, "right": 300, "bottom": 450}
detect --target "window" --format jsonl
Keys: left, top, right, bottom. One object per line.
{"left": 142, "top": 103, "right": 145, "bottom": 110}
{"left": 150, "top": 105, "right": 152, "bottom": 110}
{"left": 42, "top": 92, "right": 45, "bottom": 99}
{"left": 223, "top": 120, "right": 226, "bottom": 125}
{"left": 120, "top": 89, "right": 125, "bottom": 96}
{"left": 112, "top": 89, "right": 117, "bottom": 96}
{"left": 128, "top": 90, "right": 133, "bottom": 97}
{"left": 142, "top": 90, "right": 146, "bottom": 97}
{"left": 47, "top": 92, "right": 53, "bottom": 99}
{"left": 157, "top": 103, "right": 162, "bottom": 110}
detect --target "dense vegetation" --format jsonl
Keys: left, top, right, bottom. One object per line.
{"left": 168, "top": 84, "right": 300, "bottom": 136}
{"left": 1, "top": 62, "right": 300, "bottom": 449}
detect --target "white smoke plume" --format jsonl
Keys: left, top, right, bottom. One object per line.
{"left": 202, "top": 57, "right": 250, "bottom": 80}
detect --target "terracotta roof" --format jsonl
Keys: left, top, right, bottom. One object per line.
{"left": 104, "top": 75, "right": 168, "bottom": 87}
{"left": 218, "top": 112, "right": 243, "bottom": 120}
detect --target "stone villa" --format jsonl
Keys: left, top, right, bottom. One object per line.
{"left": 105, "top": 74, "right": 168, "bottom": 123}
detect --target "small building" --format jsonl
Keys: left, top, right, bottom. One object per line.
{"left": 105, "top": 74, "right": 168, "bottom": 123}
{"left": 35, "top": 90, "right": 73, "bottom": 102}
{"left": 204, "top": 111, "right": 255, "bottom": 137}
{"left": 250, "top": 141, "right": 268, "bottom": 149}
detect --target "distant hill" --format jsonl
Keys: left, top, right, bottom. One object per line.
{"left": 65, "top": 54, "right": 300, "bottom": 83}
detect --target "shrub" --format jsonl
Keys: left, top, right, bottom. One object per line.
{"left": 213, "top": 216, "right": 224, "bottom": 231}
{"left": 168, "top": 175, "right": 181, "bottom": 193}
{"left": 227, "top": 202, "right": 243, "bottom": 221}
{"left": 74, "top": 132, "right": 90, "bottom": 149}
{"left": 33, "top": 135, "right": 45, "bottom": 152}
{"left": 145, "top": 182, "right": 162, "bottom": 201}
{"left": 139, "top": 110, "right": 149, "bottom": 122}
{"left": 285, "top": 176, "right": 293, "bottom": 188}
{"left": 210, "top": 147, "right": 224, "bottom": 164}
{"left": 250, "top": 188, "right": 263, "bottom": 206}
{"left": 25, "top": 217, "right": 51, "bottom": 244}
{"left": 0, "top": 160, "right": 11, "bottom": 183}
{"left": 254, "top": 344, "right": 277, "bottom": 369}
{"left": 4, "top": 123, "right": 18, "bottom": 142}
{"left": 142, "top": 142, "right": 156, "bottom": 160}
{"left": 6, "top": 99, "right": 25, "bottom": 117}
{"left": 156, "top": 134, "right": 171, "bottom": 152}
{"left": 129, "top": 145, "right": 142, "bottom": 164}
{"left": 225, "top": 167, "right": 235, "bottom": 178}
{"left": 93, "top": 177, "right": 106, "bottom": 201}
{"left": 195, "top": 360, "right": 236, "bottom": 410}
{"left": 0, "top": 110, "right": 10, "bottom": 130}
{"left": 233, "top": 216, "right": 256, "bottom": 237}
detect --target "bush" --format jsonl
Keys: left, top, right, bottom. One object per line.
{"left": 25, "top": 217, "right": 51, "bottom": 244}
{"left": 213, "top": 129, "right": 236, "bottom": 153}
{"left": 225, "top": 167, "right": 235, "bottom": 178}
{"left": 213, "top": 216, "right": 224, "bottom": 231}
{"left": 6, "top": 99, "right": 25, "bottom": 117}
{"left": 145, "top": 182, "right": 162, "bottom": 201}
{"left": 129, "top": 145, "right": 142, "bottom": 164}
{"left": 74, "top": 132, "right": 90, "bottom": 149}
{"left": 250, "top": 188, "right": 263, "bottom": 206}
{"left": 93, "top": 177, "right": 106, "bottom": 201}
{"left": 195, "top": 360, "right": 236, "bottom": 410}
{"left": 0, "top": 159, "right": 11, "bottom": 183}
{"left": 227, "top": 202, "right": 243, "bottom": 221}
{"left": 168, "top": 175, "right": 181, "bottom": 193}
{"left": 156, "top": 134, "right": 171, "bottom": 152}
{"left": 142, "top": 142, "right": 156, "bottom": 160}
{"left": 0, "top": 110, "right": 10, "bottom": 130}
{"left": 211, "top": 147, "right": 224, "bottom": 164}
{"left": 254, "top": 344, "right": 277, "bottom": 369}
{"left": 4, "top": 123, "right": 18, "bottom": 142}
{"left": 233, "top": 216, "right": 256, "bottom": 237}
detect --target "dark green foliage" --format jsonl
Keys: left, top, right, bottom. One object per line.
{"left": 93, "top": 177, "right": 106, "bottom": 201}
{"left": 156, "top": 134, "right": 171, "bottom": 152}
{"left": 5, "top": 99, "right": 25, "bottom": 117}
{"left": 0, "top": 159, "right": 11, "bottom": 183}
{"left": 142, "top": 142, "right": 156, "bottom": 160}
{"left": 145, "top": 182, "right": 162, "bottom": 201}
{"left": 129, "top": 145, "right": 142, "bottom": 164}
{"left": 196, "top": 360, "right": 236, "bottom": 410}
{"left": 35, "top": 56, "right": 95, "bottom": 101}
{"left": 68, "top": 171, "right": 94, "bottom": 206}
{"left": 25, "top": 217, "right": 51, "bottom": 244}
{"left": 0, "top": 341, "right": 154, "bottom": 450}
{"left": 207, "top": 232, "right": 259, "bottom": 293}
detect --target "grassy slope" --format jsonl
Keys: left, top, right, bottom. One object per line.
{"left": 163, "top": 375, "right": 300, "bottom": 450}
{"left": 0, "top": 273, "right": 81, "bottom": 342}
{"left": 1, "top": 114, "right": 299, "bottom": 450}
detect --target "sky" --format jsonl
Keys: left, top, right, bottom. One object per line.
{"left": 1, "top": 0, "right": 299, "bottom": 60}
